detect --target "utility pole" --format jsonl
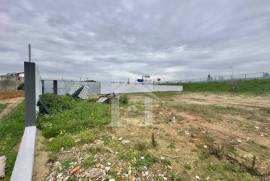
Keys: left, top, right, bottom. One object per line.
{"left": 28, "top": 44, "right": 31, "bottom": 62}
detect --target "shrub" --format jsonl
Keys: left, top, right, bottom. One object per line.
{"left": 119, "top": 94, "right": 128, "bottom": 104}
{"left": 39, "top": 94, "right": 74, "bottom": 114}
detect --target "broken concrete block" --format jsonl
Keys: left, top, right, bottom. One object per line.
{"left": 0, "top": 156, "right": 6, "bottom": 179}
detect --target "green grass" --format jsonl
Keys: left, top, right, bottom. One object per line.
{"left": 195, "top": 157, "right": 255, "bottom": 180}
{"left": 38, "top": 94, "right": 111, "bottom": 153}
{"left": 0, "top": 103, "right": 24, "bottom": 181}
{"left": 38, "top": 94, "right": 111, "bottom": 139}
{"left": 181, "top": 78, "right": 270, "bottom": 95}
{"left": 77, "top": 130, "right": 96, "bottom": 143}
{"left": 82, "top": 155, "right": 95, "bottom": 168}
{"left": 47, "top": 134, "right": 75, "bottom": 152}
{"left": 0, "top": 103, "right": 6, "bottom": 114}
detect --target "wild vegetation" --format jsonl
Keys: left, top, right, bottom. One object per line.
{"left": 0, "top": 103, "right": 6, "bottom": 113}
{"left": 181, "top": 78, "right": 270, "bottom": 95}
{"left": 35, "top": 92, "right": 270, "bottom": 180}
{"left": 0, "top": 103, "right": 25, "bottom": 181}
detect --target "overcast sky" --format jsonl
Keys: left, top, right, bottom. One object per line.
{"left": 0, "top": 0, "right": 270, "bottom": 81}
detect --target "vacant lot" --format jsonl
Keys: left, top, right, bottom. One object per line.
{"left": 35, "top": 92, "right": 270, "bottom": 181}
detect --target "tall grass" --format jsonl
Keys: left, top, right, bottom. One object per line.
{"left": 0, "top": 103, "right": 24, "bottom": 181}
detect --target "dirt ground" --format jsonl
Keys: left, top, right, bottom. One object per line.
{"left": 38, "top": 92, "right": 270, "bottom": 180}
{"left": 0, "top": 97, "right": 24, "bottom": 120}
{"left": 0, "top": 90, "right": 24, "bottom": 100}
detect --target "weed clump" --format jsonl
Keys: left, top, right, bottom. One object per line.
{"left": 119, "top": 94, "right": 128, "bottom": 104}
{"left": 82, "top": 155, "right": 95, "bottom": 168}
{"left": 151, "top": 133, "right": 158, "bottom": 148}
{"left": 47, "top": 135, "right": 75, "bottom": 152}
{"left": 133, "top": 153, "right": 157, "bottom": 169}
{"left": 78, "top": 130, "right": 96, "bottom": 143}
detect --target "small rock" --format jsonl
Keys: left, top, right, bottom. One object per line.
{"left": 237, "top": 139, "right": 242, "bottom": 143}
{"left": 105, "top": 166, "right": 111, "bottom": 172}
{"left": 109, "top": 179, "right": 115, "bottom": 181}
{"left": 140, "top": 156, "right": 145, "bottom": 160}
{"left": 255, "top": 126, "right": 259, "bottom": 130}
{"left": 195, "top": 175, "right": 201, "bottom": 180}
{"left": 203, "top": 145, "right": 208, "bottom": 149}
{"left": 160, "top": 156, "right": 165, "bottom": 160}
{"left": 118, "top": 137, "right": 123, "bottom": 141}
{"left": 121, "top": 140, "right": 130, "bottom": 145}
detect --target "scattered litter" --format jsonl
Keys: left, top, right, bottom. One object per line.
{"left": 195, "top": 175, "right": 201, "bottom": 180}
{"left": 237, "top": 139, "right": 242, "bottom": 143}
{"left": 69, "top": 165, "right": 81, "bottom": 175}
{"left": 121, "top": 140, "right": 130, "bottom": 145}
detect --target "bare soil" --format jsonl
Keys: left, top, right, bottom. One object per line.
{"left": 0, "top": 90, "right": 24, "bottom": 100}
{"left": 38, "top": 92, "right": 270, "bottom": 180}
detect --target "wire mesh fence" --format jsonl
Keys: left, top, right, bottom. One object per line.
{"left": 171, "top": 71, "right": 270, "bottom": 83}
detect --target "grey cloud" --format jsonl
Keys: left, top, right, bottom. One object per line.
{"left": 0, "top": 0, "right": 270, "bottom": 81}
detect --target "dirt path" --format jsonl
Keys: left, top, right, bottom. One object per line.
{"left": 176, "top": 93, "right": 270, "bottom": 109}
{"left": 33, "top": 130, "right": 49, "bottom": 181}
{"left": 0, "top": 97, "right": 24, "bottom": 120}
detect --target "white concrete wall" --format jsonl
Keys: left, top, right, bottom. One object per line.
{"left": 101, "top": 83, "right": 182, "bottom": 94}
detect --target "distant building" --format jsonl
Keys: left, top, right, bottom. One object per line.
{"left": 0, "top": 72, "right": 24, "bottom": 91}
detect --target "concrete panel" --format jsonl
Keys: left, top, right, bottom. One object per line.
{"left": 24, "top": 62, "right": 36, "bottom": 126}
{"left": 10, "top": 126, "right": 37, "bottom": 181}
{"left": 100, "top": 83, "right": 183, "bottom": 94}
